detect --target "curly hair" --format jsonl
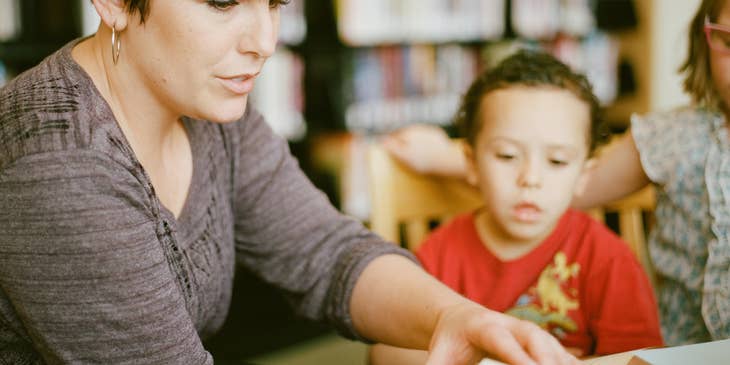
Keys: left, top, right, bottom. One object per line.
{"left": 454, "top": 50, "right": 608, "bottom": 155}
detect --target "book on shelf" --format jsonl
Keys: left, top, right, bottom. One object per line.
{"left": 511, "top": 0, "right": 597, "bottom": 39}
{"left": 343, "top": 44, "right": 479, "bottom": 133}
{"left": 0, "top": 0, "right": 21, "bottom": 41}
{"left": 335, "top": 0, "right": 505, "bottom": 46}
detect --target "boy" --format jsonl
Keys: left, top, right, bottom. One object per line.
{"left": 370, "top": 51, "right": 662, "bottom": 364}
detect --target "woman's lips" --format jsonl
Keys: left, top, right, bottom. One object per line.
{"left": 218, "top": 74, "right": 257, "bottom": 95}
{"left": 513, "top": 202, "right": 542, "bottom": 222}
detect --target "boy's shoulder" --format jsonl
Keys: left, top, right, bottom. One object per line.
{"left": 416, "top": 212, "right": 477, "bottom": 253}
{"left": 561, "top": 209, "right": 641, "bottom": 267}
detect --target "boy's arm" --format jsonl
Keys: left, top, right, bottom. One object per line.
{"left": 369, "top": 344, "right": 429, "bottom": 365}
{"left": 572, "top": 131, "right": 651, "bottom": 209}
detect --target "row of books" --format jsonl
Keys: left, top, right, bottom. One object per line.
{"left": 342, "top": 33, "right": 619, "bottom": 134}
{"left": 335, "top": 0, "right": 598, "bottom": 46}
{"left": 337, "top": 0, "right": 506, "bottom": 46}
{"left": 344, "top": 43, "right": 480, "bottom": 132}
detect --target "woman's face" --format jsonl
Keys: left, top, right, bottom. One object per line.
{"left": 122, "top": 0, "right": 280, "bottom": 123}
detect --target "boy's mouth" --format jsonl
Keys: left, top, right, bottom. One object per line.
{"left": 513, "top": 202, "right": 542, "bottom": 222}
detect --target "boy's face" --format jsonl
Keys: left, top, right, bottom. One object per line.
{"left": 465, "top": 86, "right": 593, "bottom": 246}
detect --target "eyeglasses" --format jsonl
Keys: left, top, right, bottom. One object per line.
{"left": 705, "top": 15, "right": 730, "bottom": 54}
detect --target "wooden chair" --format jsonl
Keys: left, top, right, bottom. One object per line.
{"left": 586, "top": 187, "right": 656, "bottom": 285}
{"left": 367, "top": 141, "right": 656, "bottom": 281}
{"left": 368, "top": 141, "right": 482, "bottom": 251}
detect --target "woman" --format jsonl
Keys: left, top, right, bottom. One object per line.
{"left": 0, "top": 0, "right": 578, "bottom": 364}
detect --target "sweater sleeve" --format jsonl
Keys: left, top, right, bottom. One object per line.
{"left": 230, "top": 109, "right": 416, "bottom": 341}
{"left": 585, "top": 246, "right": 664, "bottom": 355}
{"left": 0, "top": 151, "right": 212, "bottom": 364}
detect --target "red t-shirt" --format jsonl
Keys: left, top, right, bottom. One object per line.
{"left": 416, "top": 209, "right": 663, "bottom": 356}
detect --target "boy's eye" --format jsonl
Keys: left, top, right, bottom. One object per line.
{"left": 206, "top": 0, "right": 239, "bottom": 11}
{"left": 496, "top": 153, "right": 516, "bottom": 161}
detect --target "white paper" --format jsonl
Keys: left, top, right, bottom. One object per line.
{"left": 635, "top": 338, "right": 730, "bottom": 365}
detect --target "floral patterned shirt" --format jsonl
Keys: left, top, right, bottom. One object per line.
{"left": 632, "top": 107, "right": 730, "bottom": 345}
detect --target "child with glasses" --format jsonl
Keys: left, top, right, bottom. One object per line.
{"left": 574, "top": 0, "right": 730, "bottom": 346}
{"left": 369, "top": 51, "right": 663, "bottom": 365}
{"left": 383, "top": 0, "right": 730, "bottom": 347}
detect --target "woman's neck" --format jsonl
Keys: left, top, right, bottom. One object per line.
{"left": 72, "top": 31, "right": 181, "bottom": 160}
{"left": 71, "top": 31, "right": 193, "bottom": 218}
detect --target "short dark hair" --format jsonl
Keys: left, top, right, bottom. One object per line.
{"left": 91, "top": 0, "right": 151, "bottom": 22}
{"left": 455, "top": 50, "right": 608, "bottom": 155}
{"left": 124, "top": 0, "right": 151, "bottom": 21}
{"left": 680, "top": 0, "right": 726, "bottom": 110}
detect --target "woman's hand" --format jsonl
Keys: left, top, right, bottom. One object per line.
{"left": 427, "top": 302, "right": 580, "bottom": 365}
{"left": 383, "top": 124, "right": 468, "bottom": 178}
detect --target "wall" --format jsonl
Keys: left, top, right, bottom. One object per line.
{"left": 649, "top": 0, "right": 700, "bottom": 112}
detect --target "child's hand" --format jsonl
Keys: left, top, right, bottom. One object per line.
{"left": 383, "top": 125, "right": 468, "bottom": 178}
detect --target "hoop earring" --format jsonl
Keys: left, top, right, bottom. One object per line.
{"left": 111, "top": 22, "right": 121, "bottom": 65}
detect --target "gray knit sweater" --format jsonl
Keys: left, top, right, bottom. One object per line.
{"left": 0, "top": 40, "right": 411, "bottom": 364}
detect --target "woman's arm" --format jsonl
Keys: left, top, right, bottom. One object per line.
{"left": 369, "top": 344, "right": 429, "bottom": 365}
{"left": 232, "top": 113, "right": 577, "bottom": 364}
{"left": 572, "top": 131, "right": 651, "bottom": 209}
{"left": 351, "top": 255, "right": 578, "bottom": 365}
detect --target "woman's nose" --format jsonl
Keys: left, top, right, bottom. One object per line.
{"left": 238, "top": 4, "right": 278, "bottom": 59}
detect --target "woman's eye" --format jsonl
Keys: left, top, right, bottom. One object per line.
{"left": 549, "top": 159, "right": 568, "bottom": 166}
{"left": 270, "top": 0, "right": 290, "bottom": 9}
{"left": 206, "top": 0, "right": 239, "bottom": 11}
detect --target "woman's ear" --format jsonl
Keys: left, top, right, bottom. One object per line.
{"left": 573, "top": 158, "right": 596, "bottom": 197}
{"left": 91, "top": 0, "right": 129, "bottom": 31}
{"left": 462, "top": 144, "right": 479, "bottom": 187}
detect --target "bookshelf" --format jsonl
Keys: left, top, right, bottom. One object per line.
{"left": 306, "top": 0, "right": 639, "bottom": 220}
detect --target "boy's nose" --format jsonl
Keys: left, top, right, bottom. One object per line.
{"left": 518, "top": 161, "right": 542, "bottom": 189}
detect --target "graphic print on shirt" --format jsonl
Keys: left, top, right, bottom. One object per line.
{"left": 505, "top": 251, "right": 580, "bottom": 339}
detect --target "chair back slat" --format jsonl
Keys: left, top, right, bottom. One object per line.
{"left": 368, "top": 143, "right": 481, "bottom": 249}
